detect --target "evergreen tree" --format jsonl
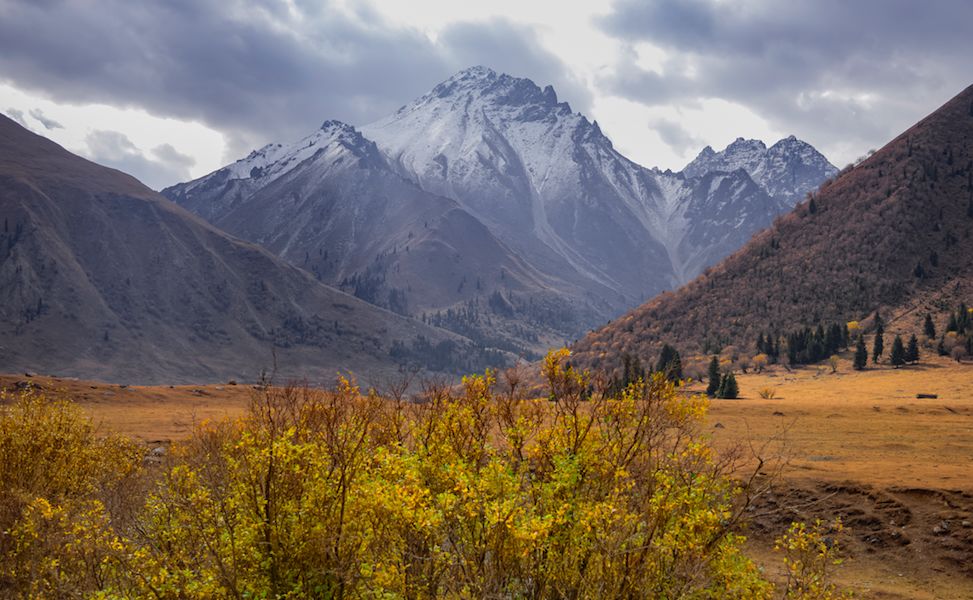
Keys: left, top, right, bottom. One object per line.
{"left": 938, "top": 336, "right": 948, "bottom": 356}
{"left": 872, "top": 331, "right": 884, "bottom": 364}
{"left": 905, "top": 334, "right": 920, "bottom": 364}
{"left": 706, "top": 356, "right": 721, "bottom": 397}
{"left": 827, "top": 323, "right": 843, "bottom": 354}
{"left": 874, "top": 311, "right": 884, "bottom": 334}
{"left": 923, "top": 314, "right": 936, "bottom": 339}
{"left": 655, "top": 344, "right": 683, "bottom": 381}
{"left": 620, "top": 353, "right": 645, "bottom": 389}
{"left": 717, "top": 373, "right": 739, "bottom": 399}
{"left": 853, "top": 336, "right": 868, "bottom": 371}
{"left": 890, "top": 335, "right": 906, "bottom": 368}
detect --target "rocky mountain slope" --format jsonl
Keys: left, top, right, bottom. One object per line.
{"left": 165, "top": 120, "right": 583, "bottom": 358}
{"left": 166, "top": 67, "right": 837, "bottom": 353}
{"left": 0, "top": 115, "right": 490, "bottom": 384}
{"left": 572, "top": 84, "right": 973, "bottom": 374}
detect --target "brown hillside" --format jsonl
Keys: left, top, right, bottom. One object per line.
{"left": 0, "top": 115, "right": 480, "bottom": 384}
{"left": 573, "top": 85, "right": 973, "bottom": 372}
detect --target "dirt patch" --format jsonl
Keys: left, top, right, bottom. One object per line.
{"left": 746, "top": 479, "right": 973, "bottom": 599}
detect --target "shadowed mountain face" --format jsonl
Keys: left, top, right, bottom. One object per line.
{"left": 0, "top": 115, "right": 491, "bottom": 384}
{"left": 166, "top": 67, "right": 837, "bottom": 353}
{"left": 572, "top": 84, "right": 973, "bottom": 375}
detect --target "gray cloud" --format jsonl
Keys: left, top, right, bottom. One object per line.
{"left": 0, "top": 1, "right": 584, "bottom": 165}
{"left": 28, "top": 108, "right": 62, "bottom": 130}
{"left": 598, "top": 0, "right": 973, "bottom": 164}
{"left": 649, "top": 117, "right": 703, "bottom": 157}
{"left": 83, "top": 130, "right": 194, "bottom": 191}
{"left": 152, "top": 143, "right": 196, "bottom": 170}
{"left": 5, "top": 108, "right": 29, "bottom": 128}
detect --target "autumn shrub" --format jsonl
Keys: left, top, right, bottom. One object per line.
{"left": 123, "top": 351, "right": 775, "bottom": 598}
{"left": 0, "top": 352, "right": 849, "bottom": 598}
{"left": 775, "top": 519, "right": 851, "bottom": 599}
{"left": 0, "top": 386, "right": 144, "bottom": 598}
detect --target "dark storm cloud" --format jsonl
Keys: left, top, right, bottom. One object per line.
{"left": 0, "top": 0, "right": 584, "bottom": 164}
{"left": 28, "top": 108, "right": 62, "bottom": 130}
{"left": 83, "top": 130, "right": 194, "bottom": 191}
{"left": 598, "top": 0, "right": 973, "bottom": 162}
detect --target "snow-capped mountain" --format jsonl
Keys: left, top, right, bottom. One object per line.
{"left": 165, "top": 118, "right": 592, "bottom": 358}
{"left": 683, "top": 135, "right": 838, "bottom": 206}
{"left": 165, "top": 66, "right": 837, "bottom": 351}
{"left": 362, "top": 66, "right": 675, "bottom": 307}
{"left": 172, "top": 120, "right": 385, "bottom": 222}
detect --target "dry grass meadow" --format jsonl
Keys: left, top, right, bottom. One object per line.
{"left": 2, "top": 354, "right": 971, "bottom": 598}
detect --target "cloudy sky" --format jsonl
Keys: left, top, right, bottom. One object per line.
{"left": 1, "top": 0, "right": 970, "bottom": 190}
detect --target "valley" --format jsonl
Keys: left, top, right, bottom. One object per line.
{"left": 164, "top": 67, "right": 836, "bottom": 359}
{"left": 2, "top": 1, "right": 971, "bottom": 596}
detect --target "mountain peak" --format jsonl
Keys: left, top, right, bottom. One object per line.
{"left": 422, "top": 67, "right": 572, "bottom": 116}
{"left": 727, "top": 137, "right": 767, "bottom": 152}
{"left": 770, "top": 134, "right": 811, "bottom": 150}
{"left": 683, "top": 134, "right": 837, "bottom": 205}
{"left": 172, "top": 119, "right": 383, "bottom": 202}
{"left": 453, "top": 65, "right": 498, "bottom": 80}
{"left": 317, "top": 120, "right": 379, "bottom": 155}
{"left": 320, "top": 119, "right": 356, "bottom": 133}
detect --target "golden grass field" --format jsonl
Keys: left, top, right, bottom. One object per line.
{"left": 2, "top": 354, "right": 971, "bottom": 599}
{"left": 696, "top": 355, "right": 973, "bottom": 600}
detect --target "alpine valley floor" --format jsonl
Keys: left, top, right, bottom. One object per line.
{"left": 1, "top": 355, "right": 972, "bottom": 598}
{"left": 693, "top": 354, "right": 973, "bottom": 600}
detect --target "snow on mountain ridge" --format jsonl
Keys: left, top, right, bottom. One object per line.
{"left": 166, "top": 66, "right": 839, "bottom": 345}
{"left": 362, "top": 67, "right": 677, "bottom": 299}
{"left": 684, "top": 134, "right": 838, "bottom": 206}
{"left": 184, "top": 120, "right": 381, "bottom": 196}
{"left": 358, "top": 68, "right": 842, "bottom": 303}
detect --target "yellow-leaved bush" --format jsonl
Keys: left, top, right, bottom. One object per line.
{"left": 0, "top": 352, "right": 844, "bottom": 598}
{"left": 0, "top": 387, "right": 143, "bottom": 598}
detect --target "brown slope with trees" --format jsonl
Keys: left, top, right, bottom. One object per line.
{"left": 572, "top": 84, "right": 973, "bottom": 374}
